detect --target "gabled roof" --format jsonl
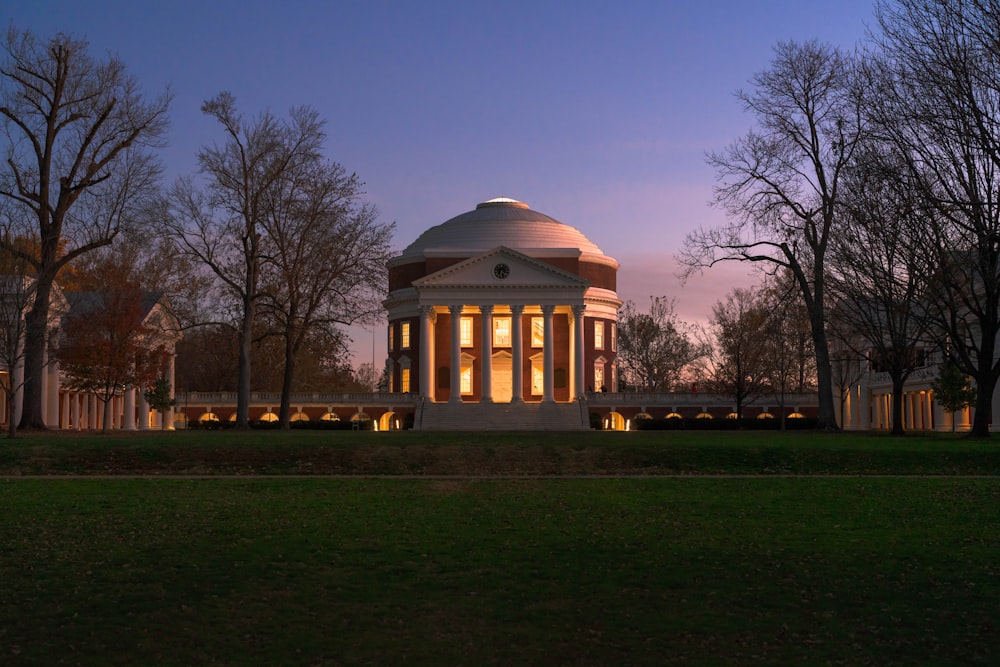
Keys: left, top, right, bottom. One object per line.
{"left": 413, "top": 246, "right": 590, "bottom": 290}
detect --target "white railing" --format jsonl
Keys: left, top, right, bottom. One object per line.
{"left": 177, "top": 391, "right": 418, "bottom": 406}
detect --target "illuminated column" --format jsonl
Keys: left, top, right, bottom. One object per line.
{"left": 70, "top": 393, "right": 79, "bottom": 431}
{"left": 542, "top": 305, "right": 555, "bottom": 403}
{"left": 123, "top": 387, "right": 136, "bottom": 431}
{"left": 89, "top": 394, "right": 99, "bottom": 430}
{"left": 419, "top": 306, "right": 435, "bottom": 400}
{"left": 572, "top": 305, "right": 585, "bottom": 401}
{"left": 46, "top": 357, "right": 60, "bottom": 427}
{"left": 511, "top": 305, "right": 524, "bottom": 403}
{"left": 60, "top": 391, "right": 69, "bottom": 430}
{"left": 480, "top": 305, "right": 493, "bottom": 403}
{"left": 449, "top": 305, "right": 462, "bottom": 404}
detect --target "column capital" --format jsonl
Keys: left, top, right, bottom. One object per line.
{"left": 479, "top": 304, "right": 494, "bottom": 316}
{"left": 510, "top": 304, "right": 525, "bottom": 316}
{"left": 448, "top": 304, "right": 464, "bottom": 316}
{"left": 571, "top": 304, "right": 586, "bottom": 318}
{"left": 419, "top": 305, "right": 436, "bottom": 323}
{"left": 541, "top": 304, "right": 556, "bottom": 315}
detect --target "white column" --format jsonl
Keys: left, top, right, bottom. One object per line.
{"left": 166, "top": 354, "right": 177, "bottom": 430}
{"left": 511, "top": 304, "right": 524, "bottom": 403}
{"left": 60, "top": 391, "right": 69, "bottom": 430}
{"left": 419, "top": 306, "right": 435, "bottom": 400}
{"left": 572, "top": 305, "right": 586, "bottom": 401}
{"left": 46, "top": 357, "right": 60, "bottom": 427}
{"left": 71, "top": 393, "right": 80, "bottom": 431}
{"left": 123, "top": 387, "right": 136, "bottom": 431}
{"left": 480, "top": 304, "right": 493, "bottom": 403}
{"left": 89, "top": 394, "right": 99, "bottom": 430}
{"left": 139, "top": 390, "right": 150, "bottom": 430}
{"left": 542, "top": 304, "right": 555, "bottom": 403}
{"left": 449, "top": 305, "right": 463, "bottom": 404}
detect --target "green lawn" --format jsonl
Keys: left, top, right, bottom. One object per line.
{"left": 1, "top": 431, "right": 998, "bottom": 665}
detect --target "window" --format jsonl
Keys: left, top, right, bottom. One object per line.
{"left": 401, "top": 322, "right": 411, "bottom": 349}
{"left": 594, "top": 321, "right": 604, "bottom": 350}
{"left": 460, "top": 353, "right": 474, "bottom": 395}
{"left": 611, "top": 322, "right": 616, "bottom": 352}
{"left": 594, "top": 363, "right": 605, "bottom": 392}
{"left": 494, "top": 317, "right": 511, "bottom": 347}
{"left": 531, "top": 316, "right": 544, "bottom": 347}
{"left": 401, "top": 368, "right": 410, "bottom": 393}
{"left": 388, "top": 323, "right": 394, "bottom": 351}
{"left": 460, "top": 316, "right": 473, "bottom": 347}
{"left": 531, "top": 361, "right": 544, "bottom": 395}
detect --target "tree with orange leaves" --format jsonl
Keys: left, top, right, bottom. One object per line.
{"left": 57, "top": 286, "right": 168, "bottom": 434}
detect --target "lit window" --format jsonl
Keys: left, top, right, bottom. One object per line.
{"left": 594, "top": 363, "right": 605, "bottom": 391}
{"left": 461, "top": 365, "right": 473, "bottom": 394}
{"left": 594, "top": 321, "right": 604, "bottom": 350}
{"left": 460, "top": 317, "right": 473, "bottom": 347}
{"left": 388, "top": 323, "right": 394, "bottom": 351}
{"left": 401, "top": 368, "right": 410, "bottom": 393}
{"left": 531, "top": 316, "right": 544, "bottom": 347}
{"left": 401, "top": 322, "right": 411, "bottom": 349}
{"left": 531, "top": 360, "right": 544, "bottom": 395}
{"left": 611, "top": 323, "right": 616, "bottom": 352}
{"left": 494, "top": 317, "right": 511, "bottom": 347}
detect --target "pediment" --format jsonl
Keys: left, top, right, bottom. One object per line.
{"left": 412, "top": 246, "right": 589, "bottom": 289}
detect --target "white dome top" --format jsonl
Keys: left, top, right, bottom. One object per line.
{"left": 394, "top": 198, "right": 608, "bottom": 262}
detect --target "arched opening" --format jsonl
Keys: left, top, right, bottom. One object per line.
{"left": 379, "top": 411, "right": 401, "bottom": 431}
{"left": 603, "top": 411, "right": 626, "bottom": 431}
{"left": 291, "top": 412, "right": 310, "bottom": 422}
{"left": 320, "top": 412, "right": 341, "bottom": 422}
{"left": 259, "top": 412, "right": 278, "bottom": 423}
{"left": 199, "top": 412, "right": 220, "bottom": 422}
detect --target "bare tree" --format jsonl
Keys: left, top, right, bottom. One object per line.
{"left": 166, "top": 93, "right": 323, "bottom": 428}
{"left": 0, "top": 28, "right": 170, "bottom": 429}
{"left": 681, "top": 40, "right": 866, "bottom": 430}
{"left": 258, "top": 159, "right": 393, "bottom": 428}
{"left": 616, "top": 296, "right": 706, "bottom": 392}
{"left": 827, "top": 146, "right": 935, "bottom": 435}
{"left": 868, "top": 0, "right": 1000, "bottom": 437}
{"left": 705, "top": 287, "right": 772, "bottom": 422}
{"left": 759, "top": 275, "right": 817, "bottom": 429}
{"left": 0, "top": 252, "right": 33, "bottom": 437}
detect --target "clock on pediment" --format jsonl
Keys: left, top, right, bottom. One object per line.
{"left": 492, "top": 262, "right": 510, "bottom": 280}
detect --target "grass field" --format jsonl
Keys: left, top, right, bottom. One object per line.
{"left": 1, "top": 430, "right": 998, "bottom": 665}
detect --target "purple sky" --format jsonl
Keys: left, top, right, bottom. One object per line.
{"left": 10, "top": 0, "right": 876, "bottom": 365}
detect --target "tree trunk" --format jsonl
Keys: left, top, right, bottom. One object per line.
{"left": 18, "top": 276, "right": 54, "bottom": 430}
{"left": 101, "top": 398, "right": 112, "bottom": 435}
{"left": 236, "top": 294, "right": 254, "bottom": 430}
{"left": 810, "top": 313, "right": 840, "bottom": 432}
{"left": 969, "top": 373, "right": 993, "bottom": 438}
{"left": 890, "top": 376, "right": 906, "bottom": 436}
{"left": 278, "top": 332, "right": 296, "bottom": 430}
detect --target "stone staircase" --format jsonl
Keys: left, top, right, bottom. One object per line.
{"left": 415, "top": 399, "right": 590, "bottom": 431}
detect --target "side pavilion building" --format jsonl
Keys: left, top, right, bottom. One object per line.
{"left": 384, "top": 198, "right": 621, "bottom": 429}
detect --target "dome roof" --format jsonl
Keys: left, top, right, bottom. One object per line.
{"left": 394, "top": 198, "right": 608, "bottom": 263}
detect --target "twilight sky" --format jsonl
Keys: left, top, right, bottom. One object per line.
{"left": 9, "top": 0, "right": 876, "bottom": 365}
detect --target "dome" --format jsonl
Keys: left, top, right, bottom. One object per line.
{"left": 394, "top": 198, "right": 608, "bottom": 263}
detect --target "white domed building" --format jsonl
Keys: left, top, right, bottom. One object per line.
{"left": 384, "top": 198, "right": 621, "bottom": 430}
